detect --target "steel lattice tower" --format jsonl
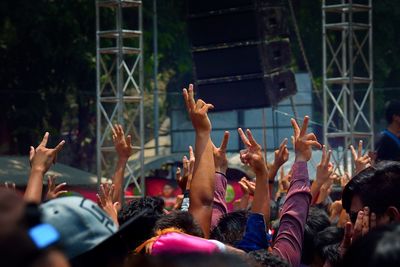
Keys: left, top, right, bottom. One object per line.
{"left": 322, "top": 0, "right": 373, "bottom": 174}
{"left": 96, "top": 0, "right": 145, "bottom": 199}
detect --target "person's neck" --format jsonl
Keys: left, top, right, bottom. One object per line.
{"left": 387, "top": 123, "right": 400, "bottom": 137}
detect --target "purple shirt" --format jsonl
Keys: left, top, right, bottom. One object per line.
{"left": 272, "top": 161, "right": 311, "bottom": 267}
{"left": 211, "top": 172, "right": 228, "bottom": 229}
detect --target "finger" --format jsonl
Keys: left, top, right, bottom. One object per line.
{"left": 299, "top": 116, "right": 310, "bottom": 137}
{"left": 279, "top": 138, "right": 288, "bottom": 150}
{"left": 353, "top": 210, "right": 364, "bottom": 238}
{"left": 189, "top": 146, "right": 194, "bottom": 161}
{"left": 305, "top": 140, "right": 322, "bottom": 149}
{"left": 350, "top": 145, "right": 357, "bottom": 160}
{"left": 246, "top": 129, "right": 259, "bottom": 147}
{"left": 39, "top": 132, "right": 50, "bottom": 147}
{"left": 47, "top": 176, "right": 53, "bottom": 191}
{"left": 183, "top": 88, "right": 191, "bottom": 112}
{"left": 126, "top": 135, "right": 132, "bottom": 146}
{"left": 29, "top": 146, "right": 35, "bottom": 161}
{"left": 320, "top": 145, "right": 326, "bottom": 164}
{"left": 110, "top": 184, "right": 115, "bottom": 198}
{"left": 362, "top": 207, "right": 369, "bottom": 236}
{"left": 370, "top": 212, "right": 376, "bottom": 229}
{"left": 358, "top": 140, "right": 363, "bottom": 158}
{"left": 238, "top": 128, "right": 251, "bottom": 147}
{"left": 305, "top": 133, "right": 317, "bottom": 141}
{"left": 100, "top": 184, "right": 107, "bottom": 202}
{"left": 188, "top": 84, "right": 196, "bottom": 108}
{"left": 113, "top": 202, "right": 120, "bottom": 210}
{"left": 96, "top": 194, "right": 104, "bottom": 208}
{"left": 118, "top": 124, "right": 124, "bottom": 136}
{"left": 54, "top": 182, "right": 67, "bottom": 192}
{"left": 290, "top": 118, "right": 300, "bottom": 137}
{"left": 220, "top": 131, "right": 230, "bottom": 151}
{"left": 325, "top": 150, "right": 332, "bottom": 166}
{"left": 341, "top": 222, "right": 353, "bottom": 250}
{"left": 54, "top": 140, "right": 66, "bottom": 153}
{"left": 200, "top": 103, "right": 214, "bottom": 113}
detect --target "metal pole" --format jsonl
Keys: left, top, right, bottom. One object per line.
{"left": 139, "top": 3, "right": 146, "bottom": 196}
{"left": 322, "top": 0, "right": 327, "bottom": 148}
{"left": 369, "top": 0, "right": 375, "bottom": 150}
{"left": 153, "top": 0, "right": 159, "bottom": 156}
{"left": 96, "top": 2, "right": 101, "bottom": 186}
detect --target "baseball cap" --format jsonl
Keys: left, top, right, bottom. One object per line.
{"left": 41, "top": 196, "right": 118, "bottom": 258}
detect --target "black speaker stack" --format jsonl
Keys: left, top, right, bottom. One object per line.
{"left": 187, "top": 0, "right": 297, "bottom": 110}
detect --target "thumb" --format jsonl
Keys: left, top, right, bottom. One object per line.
{"left": 113, "top": 202, "right": 120, "bottom": 210}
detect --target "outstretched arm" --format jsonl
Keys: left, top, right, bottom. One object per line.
{"left": 269, "top": 139, "right": 289, "bottom": 198}
{"left": 25, "top": 132, "right": 65, "bottom": 203}
{"left": 238, "top": 128, "right": 270, "bottom": 223}
{"left": 184, "top": 84, "right": 215, "bottom": 238}
{"left": 111, "top": 124, "right": 133, "bottom": 206}
{"left": 272, "top": 116, "right": 322, "bottom": 267}
{"left": 310, "top": 145, "right": 332, "bottom": 204}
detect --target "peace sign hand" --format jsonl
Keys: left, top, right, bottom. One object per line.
{"left": 183, "top": 84, "right": 214, "bottom": 134}
{"left": 291, "top": 116, "right": 322, "bottom": 162}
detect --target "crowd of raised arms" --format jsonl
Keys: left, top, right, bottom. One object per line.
{"left": 1, "top": 86, "right": 400, "bottom": 267}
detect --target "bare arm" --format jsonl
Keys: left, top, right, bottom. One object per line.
{"left": 268, "top": 139, "right": 289, "bottom": 198}
{"left": 183, "top": 84, "right": 215, "bottom": 238}
{"left": 238, "top": 128, "right": 270, "bottom": 223}
{"left": 25, "top": 132, "right": 65, "bottom": 203}
{"left": 111, "top": 124, "right": 132, "bottom": 206}
{"left": 310, "top": 145, "right": 332, "bottom": 204}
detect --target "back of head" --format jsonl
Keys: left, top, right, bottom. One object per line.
{"left": 340, "top": 223, "right": 400, "bottom": 267}
{"left": 301, "top": 207, "right": 331, "bottom": 265}
{"left": 248, "top": 249, "right": 289, "bottom": 267}
{"left": 154, "top": 210, "right": 204, "bottom": 238}
{"left": 342, "top": 166, "right": 375, "bottom": 213}
{"left": 343, "top": 161, "right": 400, "bottom": 219}
{"left": 385, "top": 100, "right": 400, "bottom": 124}
{"left": 210, "top": 210, "right": 249, "bottom": 246}
{"left": 314, "top": 226, "right": 344, "bottom": 267}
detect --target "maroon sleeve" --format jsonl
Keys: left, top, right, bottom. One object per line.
{"left": 272, "top": 161, "right": 311, "bottom": 267}
{"left": 211, "top": 172, "right": 228, "bottom": 229}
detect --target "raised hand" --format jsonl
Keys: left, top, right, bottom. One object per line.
{"left": 183, "top": 84, "right": 214, "bottom": 134}
{"left": 112, "top": 124, "right": 133, "bottom": 160}
{"left": 25, "top": 132, "right": 65, "bottom": 203}
{"left": 97, "top": 183, "right": 120, "bottom": 226}
{"left": 273, "top": 139, "right": 289, "bottom": 169}
{"left": 315, "top": 145, "right": 333, "bottom": 185}
{"left": 46, "top": 175, "right": 67, "bottom": 200}
{"left": 30, "top": 132, "right": 65, "bottom": 173}
{"left": 239, "top": 178, "right": 256, "bottom": 196}
{"left": 352, "top": 206, "right": 376, "bottom": 240}
{"left": 177, "top": 146, "right": 195, "bottom": 191}
{"left": 212, "top": 131, "right": 230, "bottom": 174}
{"left": 350, "top": 140, "right": 371, "bottom": 174}
{"left": 291, "top": 116, "right": 322, "bottom": 162}
{"left": 238, "top": 128, "right": 266, "bottom": 174}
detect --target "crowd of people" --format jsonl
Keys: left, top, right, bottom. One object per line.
{"left": 0, "top": 86, "right": 399, "bottom": 267}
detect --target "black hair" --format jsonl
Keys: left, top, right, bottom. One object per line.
{"left": 340, "top": 223, "right": 400, "bottom": 267}
{"left": 210, "top": 210, "right": 249, "bottom": 246}
{"left": 314, "top": 226, "right": 344, "bottom": 267}
{"left": 154, "top": 210, "right": 204, "bottom": 238}
{"left": 342, "top": 167, "right": 374, "bottom": 214}
{"left": 385, "top": 100, "right": 400, "bottom": 124}
{"left": 248, "top": 249, "right": 290, "bottom": 267}
{"left": 117, "top": 197, "right": 165, "bottom": 250}
{"left": 301, "top": 207, "right": 331, "bottom": 265}
{"left": 342, "top": 161, "right": 400, "bottom": 217}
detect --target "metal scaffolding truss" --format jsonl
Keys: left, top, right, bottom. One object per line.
{"left": 322, "top": 0, "right": 373, "bottom": 174}
{"left": 96, "top": 0, "right": 145, "bottom": 199}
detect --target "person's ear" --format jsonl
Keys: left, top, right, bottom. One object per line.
{"left": 385, "top": 206, "right": 400, "bottom": 222}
